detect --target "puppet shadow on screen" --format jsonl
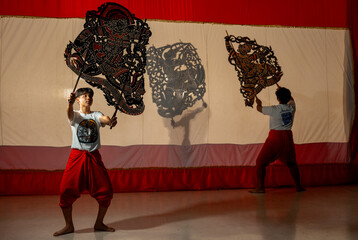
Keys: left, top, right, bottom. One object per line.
{"left": 146, "top": 42, "right": 207, "bottom": 149}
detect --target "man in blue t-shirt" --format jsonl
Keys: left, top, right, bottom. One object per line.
{"left": 249, "top": 86, "right": 305, "bottom": 193}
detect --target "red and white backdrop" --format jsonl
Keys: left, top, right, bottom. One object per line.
{"left": 0, "top": 0, "right": 357, "bottom": 195}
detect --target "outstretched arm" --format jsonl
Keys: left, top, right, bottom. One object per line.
{"left": 67, "top": 92, "right": 76, "bottom": 122}
{"left": 100, "top": 115, "right": 118, "bottom": 128}
{"left": 225, "top": 35, "right": 234, "bottom": 53}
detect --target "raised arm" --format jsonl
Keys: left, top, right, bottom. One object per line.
{"left": 225, "top": 35, "right": 235, "bottom": 53}
{"left": 67, "top": 92, "right": 76, "bottom": 122}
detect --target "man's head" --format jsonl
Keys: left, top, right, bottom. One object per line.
{"left": 275, "top": 87, "right": 291, "bottom": 104}
{"left": 75, "top": 88, "right": 94, "bottom": 98}
{"left": 75, "top": 88, "right": 94, "bottom": 107}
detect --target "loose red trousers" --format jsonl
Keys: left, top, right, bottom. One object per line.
{"left": 256, "top": 130, "right": 297, "bottom": 167}
{"left": 59, "top": 149, "right": 113, "bottom": 208}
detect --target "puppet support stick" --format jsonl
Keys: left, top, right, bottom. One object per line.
{"left": 72, "top": 47, "right": 90, "bottom": 93}
{"left": 110, "top": 108, "right": 119, "bottom": 129}
{"left": 225, "top": 30, "right": 235, "bottom": 50}
{"left": 69, "top": 43, "right": 91, "bottom": 97}
{"left": 67, "top": 65, "right": 85, "bottom": 103}
{"left": 72, "top": 67, "right": 84, "bottom": 93}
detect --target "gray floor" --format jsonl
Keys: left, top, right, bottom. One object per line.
{"left": 0, "top": 185, "right": 357, "bottom": 240}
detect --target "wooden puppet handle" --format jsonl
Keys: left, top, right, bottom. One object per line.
{"left": 110, "top": 108, "right": 119, "bottom": 130}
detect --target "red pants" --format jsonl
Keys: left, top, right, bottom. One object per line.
{"left": 59, "top": 149, "right": 113, "bottom": 208}
{"left": 254, "top": 130, "right": 302, "bottom": 189}
{"left": 256, "top": 130, "right": 297, "bottom": 167}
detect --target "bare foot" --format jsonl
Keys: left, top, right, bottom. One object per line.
{"left": 53, "top": 225, "right": 74, "bottom": 236}
{"left": 249, "top": 189, "right": 265, "bottom": 194}
{"left": 94, "top": 223, "right": 115, "bottom": 232}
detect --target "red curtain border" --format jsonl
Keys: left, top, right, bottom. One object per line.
{"left": 0, "top": 163, "right": 355, "bottom": 195}
{"left": 0, "top": 0, "right": 349, "bottom": 28}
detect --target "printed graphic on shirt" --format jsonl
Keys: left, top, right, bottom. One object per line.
{"left": 281, "top": 111, "right": 293, "bottom": 126}
{"left": 77, "top": 119, "right": 98, "bottom": 143}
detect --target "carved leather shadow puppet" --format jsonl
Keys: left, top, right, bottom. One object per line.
{"left": 225, "top": 35, "right": 283, "bottom": 107}
{"left": 146, "top": 42, "right": 206, "bottom": 121}
{"left": 64, "top": 2, "right": 151, "bottom": 117}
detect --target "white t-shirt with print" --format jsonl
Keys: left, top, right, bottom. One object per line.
{"left": 70, "top": 110, "right": 104, "bottom": 152}
{"left": 262, "top": 99, "right": 296, "bottom": 130}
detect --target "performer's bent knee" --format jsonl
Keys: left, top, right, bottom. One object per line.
{"left": 59, "top": 191, "right": 80, "bottom": 208}
{"left": 59, "top": 197, "right": 76, "bottom": 209}
{"left": 96, "top": 196, "right": 112, "bottom": 208}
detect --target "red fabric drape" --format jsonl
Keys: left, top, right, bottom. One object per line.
{"left": 0, "top": 164, "right": 352, "bottom": 195}
{"left": 0, "top": 0, "right": 349, "bottom": 27}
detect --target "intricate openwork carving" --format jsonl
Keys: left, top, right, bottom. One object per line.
{"left": 225, "top": 35, "right": 282, "bottom": 107}
{"left": 65, "top": 2, "right": 151, "bottom": 115}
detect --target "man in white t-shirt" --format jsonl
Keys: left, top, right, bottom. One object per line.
{"left": 249, "top": 86, "right": 305, "bottom": 193}
{"left": 54, "top": 88, "right": 117, "bottom": 236}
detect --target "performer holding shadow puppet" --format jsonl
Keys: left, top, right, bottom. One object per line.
{"left": 54, "top": 88, "right": 117, "bottom": 236}
{"left": 249, "top": 85, "right": 306, "bottom": 194}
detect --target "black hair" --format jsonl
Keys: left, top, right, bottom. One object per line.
{"left": 275, "top": 87, "right": 291, "bottom": 104}
{"left": 75, "top": 88, "right": 94, "bottom": 98}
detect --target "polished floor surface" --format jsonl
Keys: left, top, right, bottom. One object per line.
{"left": 0, "top": 185, "right": 357, "bottom": 240}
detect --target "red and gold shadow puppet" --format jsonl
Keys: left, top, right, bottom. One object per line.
{"left": 225, "top": 34, "right": 283, "bottom": 106}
